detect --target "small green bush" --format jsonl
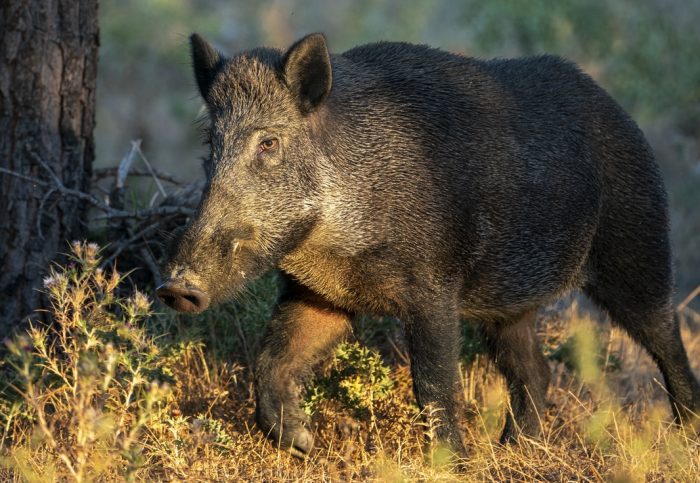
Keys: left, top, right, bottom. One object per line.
{"left": 304, "top": 341, "right": 394, "bottom": 418}
{"left": 192, "top": 415, "right": 235, "bottom": 453}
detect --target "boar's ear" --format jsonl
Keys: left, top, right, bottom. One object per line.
{"left": 283, "top": 33, "right": 332, "bottom": 114}
{"left": 190, "top": 33, "right": 224, "bottom": 100}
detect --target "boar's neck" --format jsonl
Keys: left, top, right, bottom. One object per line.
{"left": 279, "top": 57, "right": 484, "bottom": 314}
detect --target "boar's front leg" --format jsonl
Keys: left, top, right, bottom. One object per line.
{"left": 255, "top": 287, "right": 351, "bottom": 457}
{"left": 404, "top": 303, "right": 466, "bottom": 456}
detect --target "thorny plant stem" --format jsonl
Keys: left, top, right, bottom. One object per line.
{"left": 115, "top": 368, "right": 140, "bottom": 446}
{"left": 21, "top": 357, "right": 81, "bottom": 481}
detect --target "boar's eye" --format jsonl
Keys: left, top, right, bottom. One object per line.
{"left": 258, "top": 138, "right": 279, "bottom": 153}
{"left": 255, "top": 137, "right": 282, "bottom": 166}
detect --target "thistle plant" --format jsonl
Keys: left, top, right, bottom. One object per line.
{"left": 1, "top": 241, "right": 169, "bottom": 482}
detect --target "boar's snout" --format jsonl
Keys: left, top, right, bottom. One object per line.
{"left": 156, "top": 279, "right": 210, "bottom": 313}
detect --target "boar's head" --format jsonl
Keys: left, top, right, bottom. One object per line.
{"left": 157, "top": 33, "right": 333, "bottom": 313}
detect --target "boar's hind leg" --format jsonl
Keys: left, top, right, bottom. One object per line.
{"left": 584, "top": 168, "right": 700, "bottom": 428}
{"left": 585, "top": 276, "right": 700, "bottom": 429}
{"left": 255, "top": 291, "right": 351, "bottom": 457}
{"left": 482, "top": 310, "right": 550, "bottom": 443}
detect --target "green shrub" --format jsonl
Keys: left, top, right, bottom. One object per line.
{"left": 192, "top": 415, "right": 235, "bottom": 453}
{"left": 304, "top": 341, "right": 394, "bottom": 418}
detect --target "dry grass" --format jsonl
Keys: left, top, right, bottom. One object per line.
{"left": 1, "top": 244, "right": 699, "bottom": 482}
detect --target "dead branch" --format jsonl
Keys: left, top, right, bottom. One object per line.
{"left": 92, "top": 167, "right": 186, "bottom": 186}
{"left": 0, "top": 141, "right": 203, "bottom": 289}
{"left": 139, "top": 246, "right": 163, "bottom": 288}
{"left": 1, "top": 163, "right": 194, "bottom": 220}
{"left": 100, "top": 221, "right": 165, "bottom": 268}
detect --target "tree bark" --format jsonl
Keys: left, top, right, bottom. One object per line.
{"left": 0, "top": 0, "right": 99, "bottom": 335}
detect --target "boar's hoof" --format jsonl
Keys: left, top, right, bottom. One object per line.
{"left": 156, "top": 280, "right": 210, "bottom": 313}
{"left": 284, "top": 425, "right": 314, "bottom": 458}
{"left": 263, "top": 419, "right": 314, "bottom": 458}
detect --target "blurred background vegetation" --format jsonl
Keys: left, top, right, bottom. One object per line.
{"left": 97, "top": 0, "right": 700, "bottom": 297}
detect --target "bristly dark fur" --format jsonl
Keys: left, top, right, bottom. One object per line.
{"left": 159, "top": 33, "right": 700, "bottom": 457}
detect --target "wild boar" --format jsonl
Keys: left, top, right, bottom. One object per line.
{"left": 157, "top": 33, "right": 700, "bottom": 457}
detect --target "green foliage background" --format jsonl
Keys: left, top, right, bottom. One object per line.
{"left": 97, "top": 0, "right": 700, "bottom": 294}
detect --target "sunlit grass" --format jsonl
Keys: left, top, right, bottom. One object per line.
{"left": 0, "top": 246, "right": 698, "bottom": 481}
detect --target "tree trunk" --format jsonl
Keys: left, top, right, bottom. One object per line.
{"left": 0, "top": 1, "right": 99, "bottom": 335}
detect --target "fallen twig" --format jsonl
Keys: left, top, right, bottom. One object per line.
{"left": 677, "top": 284, "right": 700, "bottom": 313}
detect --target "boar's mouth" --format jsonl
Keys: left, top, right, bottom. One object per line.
{"left": 156, "top": 280, "right": 211, "bottom": 313}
